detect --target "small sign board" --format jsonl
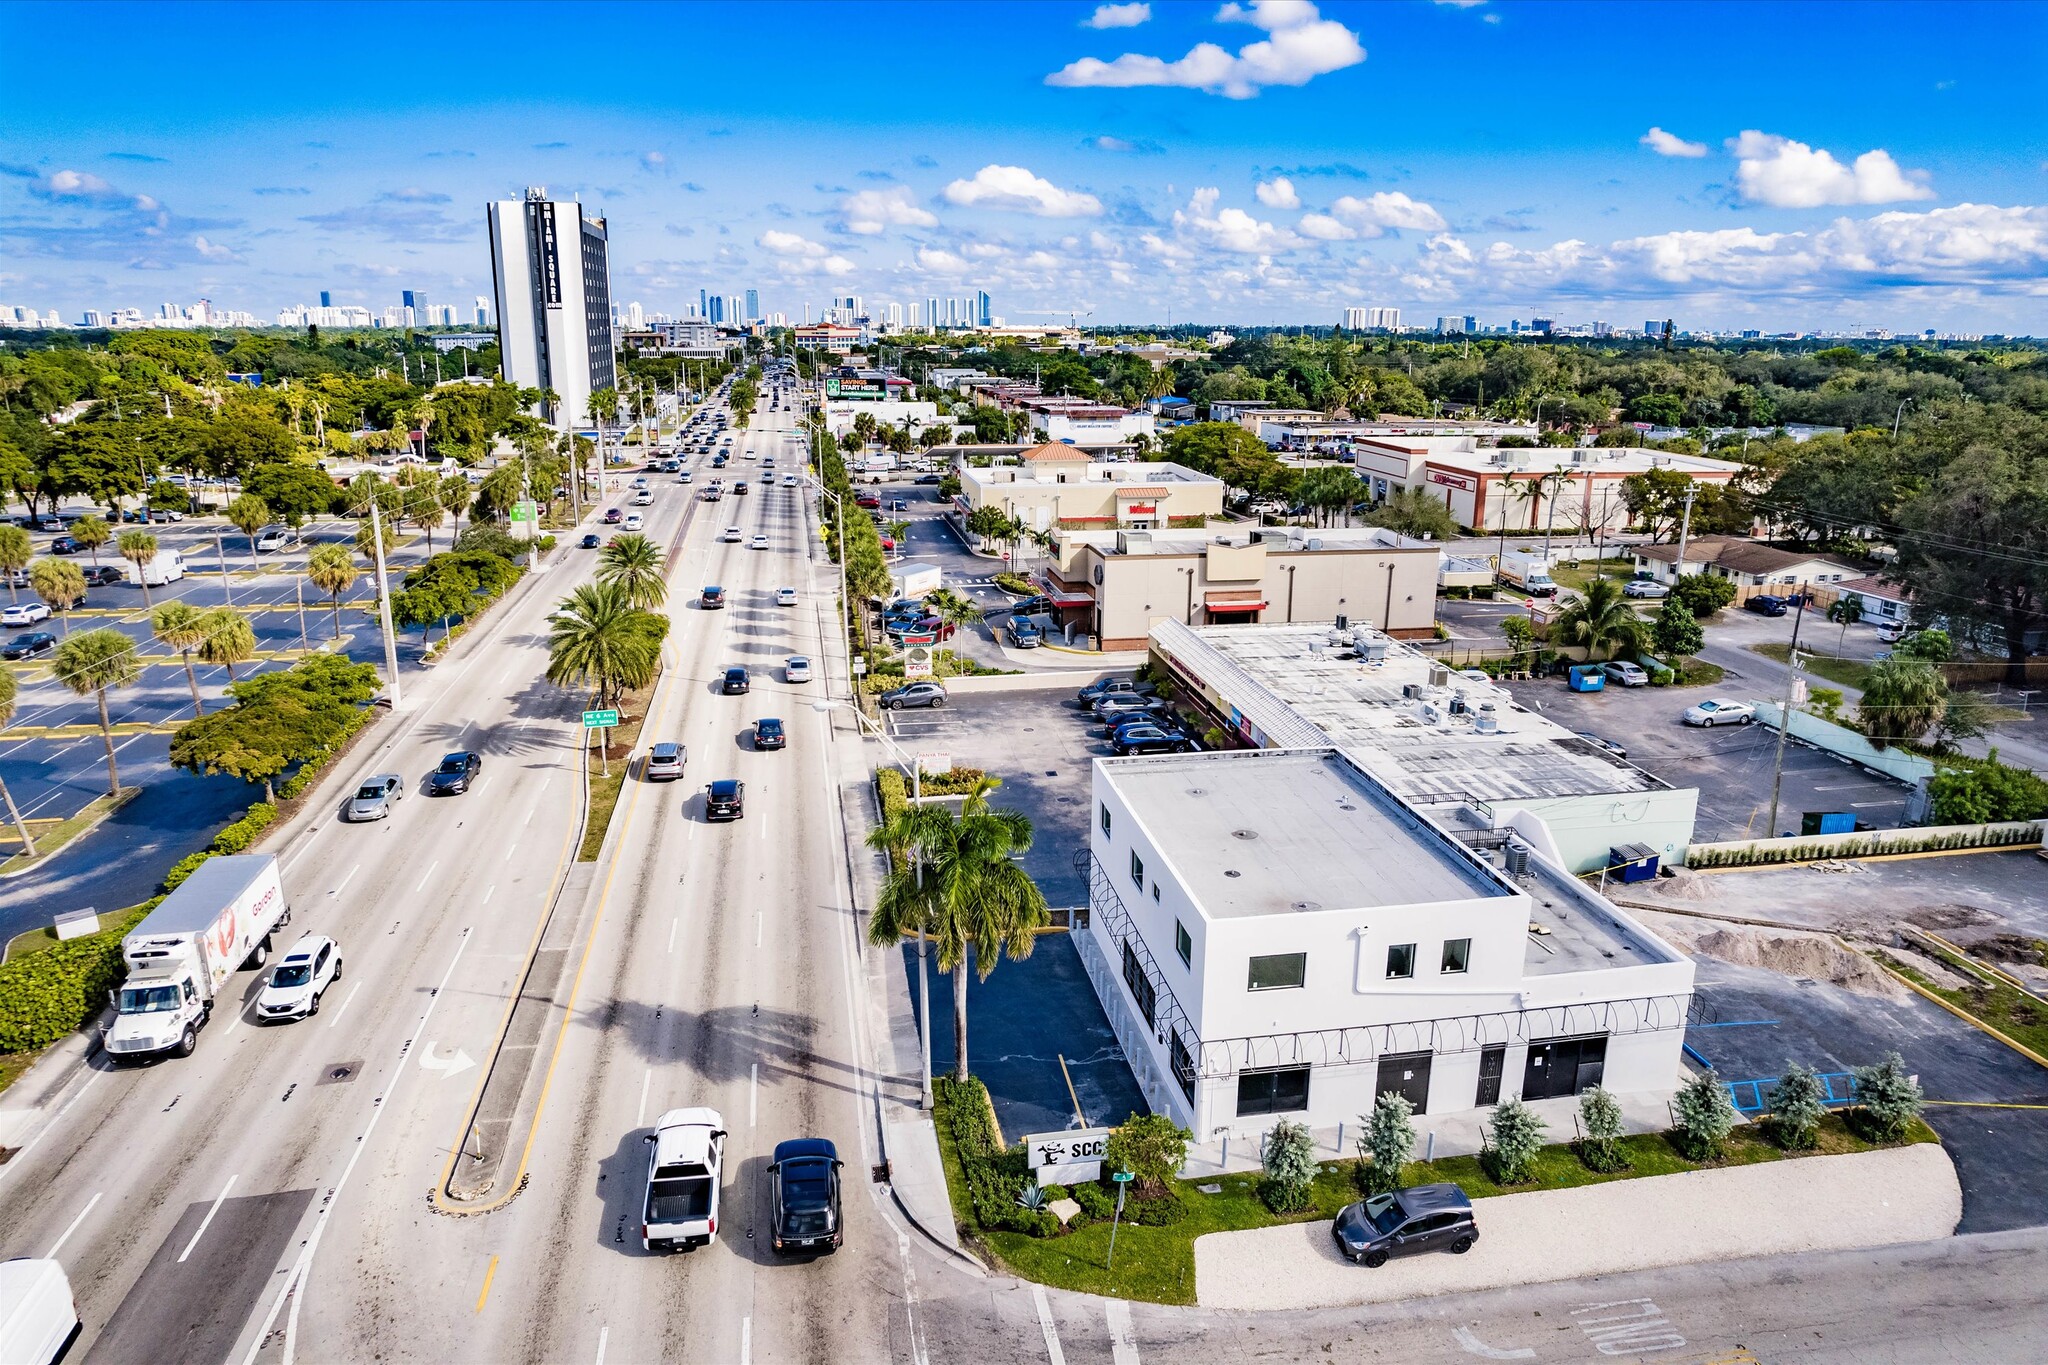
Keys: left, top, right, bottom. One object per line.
{"left": 916, "top": 753, "right": 952, "bottom": 777}
{"left": 509, "top": 500, "right": 538, "bottom": 523}
{"left": 1026, "top": 1127, "right": 1112, "bottom": 1182}
{"left": 53, "top": 907, "right": 99, "bottom": 942}
{"left": 1110, "top": 1169, "right": 1134, "bottom": 1182}
{"left": 903, "top": 645, "right": 934, "bottom": 679}
{"left": 582, "top": 708, "right": 620, "bottom": 729}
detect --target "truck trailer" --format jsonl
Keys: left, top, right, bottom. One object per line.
{"left": 103, "top": 854, "right": 292, "bottom": 1062}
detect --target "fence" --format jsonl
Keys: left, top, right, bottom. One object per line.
{"left": 1751, "top": 702, "right": 1937, "bottom": 786}
{"left": 1685, "top": 819, "right": 2044, "bottom": 869}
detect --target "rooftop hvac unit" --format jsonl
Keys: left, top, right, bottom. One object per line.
{"left": 1428, "top": 664, "right": 1451, "bottom": 687}
{"left": 1504, "top": 841, "right": 1531, "bottom": 876}
{"left": 1307, "top": 538, "right": 1324, "bottom": 550}
{"left": 1448, "top": 694, "right": 1468, "bottom": 716}
{"left": 1474, "top": 713, "right": 1500, "bottom": 734}
{"left": 1334, "top": 613, "right": 1350, "bottom": 630}
{"left": 1353, "top": 629, "right": 1389, "bottom": 663}
{"left": 1402, "top": 682, "right": 1422, "bottom": 699}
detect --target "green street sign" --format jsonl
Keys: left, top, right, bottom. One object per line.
{"left": 1110, "top": 1169, "right": 1135, "bottom": 1183}
{"left": 582, "top": 709, "right": 619, "bottom": 728}
{"left": 509, "top": 500, "right": 538, "bottom": 523}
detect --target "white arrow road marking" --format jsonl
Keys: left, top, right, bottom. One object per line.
{"left": 1452, "top": 1325, "right": 1536, "bottom": 1360}
{"left": 418, "top": 1042, "right": 476, "bottom": 1079}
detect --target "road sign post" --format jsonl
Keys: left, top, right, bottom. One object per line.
{"left": 1107, "top": 1168, "right": 1134, "bottom": 1268}
{"left": 582, "top": 708, "right": 619, "bottom": 777}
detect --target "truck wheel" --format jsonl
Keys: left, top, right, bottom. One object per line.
{"left": 246, "top": 935, "right": 271, "bottom": 969}
{"left": 175, "top": 1026, "right": 196, "bottom": 1058}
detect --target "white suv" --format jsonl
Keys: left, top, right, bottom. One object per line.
{"left": 257, "top": 935, "right": 342, "bottom": 1022}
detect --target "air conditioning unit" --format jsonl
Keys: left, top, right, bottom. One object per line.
{"left": 1428, "top": 664, "right": 1451, "bottom": 687}
{"left": 1475, "top": 713, "right": 1500, "bottom": 734}
{"left": 1504, "top": 841, "right": 1531, "bottom": 876}
{"left": 1402, "top": 683, "right": 1423, "bottom": 700}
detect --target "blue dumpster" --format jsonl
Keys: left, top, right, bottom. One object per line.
{"left": 1608, "top": 842, "right": 1660, "bottom": 884}
{"left": 1568, "top": 664, "right": 1606, "bottom": 692}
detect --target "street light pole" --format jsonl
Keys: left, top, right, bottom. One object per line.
{"left": 367, "top": 497, "right": 403, "bottom": 708}
{"left": 1765, "top": 583, "right": 1810, "bottom": 839}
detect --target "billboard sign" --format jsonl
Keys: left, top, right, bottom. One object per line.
{"left": 903, "top": 645, "right": 934, "bottom": 678}
{"left": 825, "top": 376, "right": 887, "bottom": 401}
{"left": 1025, "top": 1128, "right": 1111, "bottom": 1182}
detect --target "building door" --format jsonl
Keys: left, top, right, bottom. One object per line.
{"left": 1475, "top": 1045, "right": 1506, "bottom": 1106}
{"left": 1375, "top": 1051, "right": 1432, "bottom": 1115}
{"left": 1522, "top": 1035, "right": 1607, "bottom": 1102}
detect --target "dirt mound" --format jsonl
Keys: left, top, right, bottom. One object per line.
{"left": 1648, "top": 916, "right": 1911, "bottom": 1002}
{"left": 1903, "top": 902, "right": 1998, "bottom": 932}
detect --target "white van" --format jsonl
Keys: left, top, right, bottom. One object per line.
{"left": 0, "top": 1259, "right": 81, "bottom": 1365}
{"left": 125, "top": 547, "right": 185, "bottom": 588}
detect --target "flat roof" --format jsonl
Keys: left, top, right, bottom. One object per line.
{"left": 1101, "top": 748, "right": 1508, "bottom": 919}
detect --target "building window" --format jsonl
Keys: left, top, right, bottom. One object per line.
{"left": 1386, "top": 943, "right": 1417, "bottom": 980}
{"left": 1236, "top": 1065, "right": 1311, "bottom": 1116}
{"left": 1175, "top": 920, "right": 1192, "bottom": 968}
{"left": 1247, "top": 952, "right": 1306, "bottom": 991}
{"left": 1121, "top": 940, "right": 1156, "bottom": 1028}
{"left": 1100, "top": 802, "right": 1112, "bottom": 837}
{"left": 1169, "top": 1031, "right": 1197, "bottom": 1102}
{"left": 1440, "top": 938, "right": 1471, "bottom": 974}
{"left": 1130, "top": 850, "right": 1145, "bottom": 890}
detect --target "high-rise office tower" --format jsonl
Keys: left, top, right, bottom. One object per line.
{"left": 744, "top": 289, "right": 759, "bottom": 323}
{"left": 402, "top": 290, "right": 428, "bottom": 327}
{"left": 700, "top": 288, "right": 709, "bottom": 321}
{"left": 474, "top": 296, "right": 491, "bottom": 325}
{"left": 319, "top": 290, "right": 332, "bottom": 309}
{"left": 708, "top": 295, "right": 725, "bottom": 324}
{"left": 976, "top": 291, "right": 992, "bottom": 328}
{"left": 486, "top": 187, "right": 617, "bottom": 429}
{"left": 1342, "top": 307, "right": 1367, "bottom": 330}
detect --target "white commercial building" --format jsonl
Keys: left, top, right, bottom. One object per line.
{"left": 486, "top": 187, "right": 617, "bottom": 430}
{"left": 1077, "top": 747, "right": 1693, "bottom": 1138}
{"left": 1349, "top": 438, "right": 1743, "bottom": 534}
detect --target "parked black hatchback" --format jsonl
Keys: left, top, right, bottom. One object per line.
{"left": 1331, "top": 1184, "right": 1478, "bottom": 1267}
{"left": 768, "top": 1138, "right": 842, "bottom": 1255}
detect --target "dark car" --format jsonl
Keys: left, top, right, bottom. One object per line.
{"left": 1, "top": 630, "right": 56, "bottom": 660}
{"left": 733, "top": 481, "right": 748, "bottom": 496}
{"left": 768, "top": 1138, "right": 843, "bottom": 1256}
{"left": 700, "top": 584, "right": 726, "bottom": 610}
{"left": 580, "top": 533, "right": 602, "bottom": 549}
{"left": 1111, "top": 724, "right": 1192, "bottom": 756}
{"left": 603, "top": 507, "right": 623, "bottom": 524}
{"left": 914, "top": 474, "right": 944, "bottom": 486}
{"left": 82, "top": 565, "right": 124, "bottom": 586}
{"left": 886, "top": 616, "right": 955, "bottom": 642}
{"left": 705, "top": 778, "right": 746, "bottom": 822}
{"left": 722, "top": 666, "right": 751, "bottom": 695}
{"left": 49, "top": 535, "right": 81, "bottom": 554}
{"left": 1079, "top": 676, "right": 1148, "bottom": 706}
{"left": 1100, "top": 705, "right": 1170, "bottom": 737}
{"left": 877, "top": 681, "right": 945, "bottom": 710}
{"left": 753, "top": 718, "right": 786, "bottom": 751}
{"left": 1332, "top": 1184, "right": 1478, "bottom": 1267}
{"left": 1745, "top": 594, "right": 1789, "bottom": 617}
{"left": 1001, "top": 594, "right": 1054, "bottom": 618}
{"left": 426, "top": 751, "right": 482, "bottom": 795}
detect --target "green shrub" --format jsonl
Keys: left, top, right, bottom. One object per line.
{"left": 1259, "top": 1117, "right": 1320, "bottom": 1213}
{"left": 0, "top": 923, "right": 129, "bottom": 1052}
{"left": 1672, "top": 1070, "right": 1739, "bottom": 1161}
{"left": 1105, "top": 1111, "right": 1191, "bottom": 1196}
{"left": 1848, "top": 1052, "right": 1923, "bottom": 1144}
{"left": 211, "top": 801, "right": 279, "bottom": 853}
{"left": 1650, "top": 668, "right": 1675, "bottom": 687}
{"left": 1765, "top": 1063, "right": 1826, "bottom": 1151}
{"left": 1355, "top": 1091, "right": 1416, "bottom": 1196}
{"left": 993, "top": 572, "right": 1032, "bottom": 594}
{"left": 1575, "top": 1085, "right": 1630, "bottom": 1172}
{"left": 1070, "top": 1181, "right": 1114, "bottom": 1220}
{"left": 1038, "top": 1183, "right": 1068, "bottom": 1203}
{"left": 1126, "top": 1190, "right": 1187, "bottom": 1225}
{"left": 1482, "top": 1098, "right": 1546, "bottom": 1184}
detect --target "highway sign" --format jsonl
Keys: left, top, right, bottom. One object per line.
{"left": 582, "top": 708, "right": 619, "bottom": 728}
{"left": 509, "top": 499, "right": 538, "bottom": 523}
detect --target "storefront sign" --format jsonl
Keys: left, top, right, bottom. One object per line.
{"left": 1026, "top": 1128, "right": 1112, "bottom": 1181}
{"left": 1426, "top": 469, "right": 1475, "bottom": 492}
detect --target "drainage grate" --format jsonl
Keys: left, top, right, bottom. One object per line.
{"left": 871, "top": 1161, "right": 892, "bottom": 1183}
{"left": 319, "top": 1060, "right": 364, "bottom": 1085}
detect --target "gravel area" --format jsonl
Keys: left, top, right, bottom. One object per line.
{"left": 1193, "top": 1143, "right": 1959, "bottom": 1311}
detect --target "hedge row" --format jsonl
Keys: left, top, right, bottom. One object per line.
{"left": 0, "top": 924, "right": 133, "bottom": 1053}
{"left": 1686, "top": 819, "right": 2044, "bottom": 868}
{"left": 936, "top": 1076, "right": 1052, "bottom": 1236}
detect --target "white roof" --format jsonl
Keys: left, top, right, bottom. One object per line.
{"left": 652, "top": 1106, "right": 723, "bottom": 1166}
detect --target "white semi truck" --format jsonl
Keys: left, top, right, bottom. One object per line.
{"left": 103, "top": 854, "right": 292, "bottom": 1063}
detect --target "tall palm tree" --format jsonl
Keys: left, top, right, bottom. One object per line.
{"left": 867, "top": 779, "right": 1049, "bottom": 1081}
{"left": 1859, "top": 658, "right": 1948, "bottom": 747}
{"left": 30, "top": 558, "right": 87, "bottom": 635}
{"left": 70, "top": 514, "right": 111, "bottom": 567}
{"left": 595, "top": 534, "right": 668, "bottom": 610}
{"left": 196, "top": 607, "right": 258, "bottom": 682}
{"left": 438, "top": 473, "right": 472, "bottom": 537}
{"left": 1552, "top": 576, "right": 1648, "bottom": 661}
{"left": 307, "top": 545, "right": 359, "bottom": 639}
{"left": 227, "top": 493, "right": 271, "bottom": 560}
{"left": 545, "top": 581, "right": 663, "bottom": 709}
{"left": 118, "top": 530, "right": 160, "bottom": 607}
{"left": 0, "top": 668, "right": 37, "bottom": 857}
{"left": 151, "top": 601, "right": 209, "bottom": 717}
{"left": 0, "top": 525, "right": 30, "bottom": 605}
{"left": 52, "top": 627, "right": 143, "bottom": 798}
{"left": 406, "top": 486, "right": 447, "bottom": 553}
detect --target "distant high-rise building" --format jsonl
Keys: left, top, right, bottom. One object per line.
{"left": 1530, "top": 317, "right": 1554, "bottom": 334}
{"left": 1644, "top": 321, "right": 1663, "bottom": 337}
{"left": 625, "top": 300, "right": 646, "bottom": 328}
{"left": 708, "top": 295, "right": 725, "bottom": 324}
{"left": 1434, "top": 316, "right": 1467, "bottom": 334}
{"left": 486, "top": 187, "right": 616, "bottom": 429}
{"left": 699, "top": 288, "right": 709, "bottom": 321}
{"left": 1341, "top": 307, "right": 1368, "bottom": 330}
{"left": 975, "top": 291, "right": 992, "bottom": 328}
{"left": 744, "top": 288, "right": 759, "bottom": 323}
{"left": 80, "top": 309, "right": 104, "bottom": 327}
{"left": 886, "top": 302, "right": 903, "bottom": 328}
{"left": 1364, "top": 306, "right": 1400, "bottom": 330}
{"left": 319, "top": 290, "right": 332, "bottom": 309}
{"left": 402, "top": 290, "right": 428, "bottom": 328}
{"left": 474, "top": 295, "right": 491, "bottom": 326}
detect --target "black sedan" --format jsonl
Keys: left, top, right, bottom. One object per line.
{"left": 753, "top": 718, "right": 786, "bottom": 751}
{"left": 768, "top": 1138, "right": 843, "bottom": 1256}
{"left": 82, "top": 565, "right": 124, "bottom": 586}
{"left": 722, "top": 667, "right": 750, "bottom": 695}
{"left": 705, "top": 778, "right": 745, "bottom": 822}
{"left": 580, "top": 532, "right": 602, "bottom": 549}
{"left": 1332, "top": 1184, "right": 1478, "bottom": 1268}
{"left": 1, "top": 630, "right": 56, "bottom": 660}
{"left": 426, "top": 751, "right": 482, "bottom": 795}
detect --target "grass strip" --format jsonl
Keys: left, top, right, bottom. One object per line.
{"left": 577, "top": 679, "right": 656, "bottom": 862}
{"left": 1878, "top": 944, "right": 2048, "bottom": 1061}
{"left": 1751, "top": 641, "right": 1872, "bottom": 691}
{"left": 0, "top": 788, "right": 140, "bottom": 874}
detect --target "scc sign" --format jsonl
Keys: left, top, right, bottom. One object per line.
{"left": 1025, "top": 1127, "right": 1111, "bottom": 1181}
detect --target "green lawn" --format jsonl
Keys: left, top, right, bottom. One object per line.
{"left": 1750, "top": 641, "right": 1873, "bottom": 691}
{"left": 1550, "top": 558, "right": 1639, "bottom": 593}
{"left": 1878, "top": 944, "right": 2048, "bottom": 1059}
{"left": 577, "top": 680, "right": 655, "bottom": 861}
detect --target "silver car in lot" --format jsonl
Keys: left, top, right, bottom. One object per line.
{"left": 346, "top": 773, "right": 405, "bottom": 821}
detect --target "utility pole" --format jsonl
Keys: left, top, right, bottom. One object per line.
{"left": 213, "top": 531, "right": 233, "bottom": 606}
{"left": 1672, "top": 485, "right": 1698, "bottom": 578}
{"left": 1765, "top": 586, "right": 1810, "bottom": 839}
{"left": 368, "top": 497, "right": 402, "bottom": 708}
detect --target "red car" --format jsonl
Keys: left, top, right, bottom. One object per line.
{"left": 854, "top": 493, "right": 881, "bottom": 510}
{"left": 603, "top": 507, "right": 623, "bottom": 524}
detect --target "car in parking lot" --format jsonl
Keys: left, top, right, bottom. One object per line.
{"left": 1745, "top": 594, "right": 1789, "bottom": 617}
{"left": 753, "top": 718, "right": 786, "bottom": 751}
{"left": 1099, "top": 704, "right": 1171, "bottom": 737}
{"left": 704, "top": 779, "right": 746, "bottom": 822}
{"left": 1874, "top": 622, "right": 1905, "bottom": 644}
{"left": 1602, "top": 660, "right": 1649, "bottom": 687}
{"left": 82, "top": 565, "right": 124, "bottom": 586}
{"left": 1093, "top": 693, "right": 1166, "bottom": 723}
{"left": 646, "top": 742, "right": 687, "bottom": 782}
{"left": 1622, "top": 578, "right": 1669, "bottom": 599}
{"left": 1111, "top": 724, "right": 1193, "bottom": 756}
{"left": 768, "top": 1138, "right": 843, "bottom": 1256}
{"left": 2, "top": 602, "right": 52, "bottom": 627}
{"left": 775, "top": 586, "right": 798, "bottom": 606}
{"left": 1331, "top": 1184, "right": 1478, "bottom": 1268}
{"left": 256, "top": 935, "right": 343, "bottom": 1023}
{"left": 346, "top": 773, "right": 404, "bottom": 821}
{"left": 785, "top": 656, "right": 812, "bottom": 684}
{"left": 2, "top": 631, "right": 56, "bottom": 660}
{"left": 1078, "top": 676, "right": 1148, "bottom": 706}
{"left": 889, "top": 615, "right": 956, "bottom": 642}
{"left": 49, "top": 534, "right": 81, "bottom": 554}
{"left": 1683, "top": 698, "right": 1756, "bottom": 727}
{"left": 426, "top": 751, "right": 482, "bottom": 795}
{"left": 580, "top": 532, "right": 602, "bottom": 549}
{"left": 255, "top": 525, "right": 296, "bottom": 552}
{"left": 878, "top": 681, "right": 945, "bottom": 710}
{"left": 722, "top": 667, "right": 750, "bottom": 695}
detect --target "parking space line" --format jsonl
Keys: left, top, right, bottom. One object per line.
{"left": 1032, "top": 1285, "right": 1067, "bottom": 1365}
{"left": 1105, "top": 1294, "right": 1139, "bottom": 1364}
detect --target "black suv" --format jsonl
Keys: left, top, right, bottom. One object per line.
{"left": 705, "top": 779, "right": 745, "bottom": 822}
{"left": 427, "top": 751, "right": 482, "bottom": 795}
{"left": 768, "top": 1138, "right": 843, "bottom": 1255}
{"left": 1331, "top": 1184, "right": 1478, "bottom": 1267}
{"left": 82, "top": 565, "right": 125, "bottom": 586}
{"left": 723, "top": 666, "right": 750, "bottom": 695}
{"left": 701, "top": 585, "right": 726, "bottom": 610}
{"left": 753, "top": 718, "right": 786, "bottom": 751}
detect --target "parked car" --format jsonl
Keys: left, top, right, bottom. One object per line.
{"left": 1622, "top": 579, "right": 1669, "bottom": 599}
{"left": 768, "top": 1138, "right": 843, "bottom": 1256}
{"left": 645, "top": 742, "right": 686, "bottom": 782}
{"left": 784, "top": 656, "right": 812, "bottom": 684}
{"left": 1602, "top": 661, "right": 1649, "bottom": 687}
{"left": 345, "top": 773, "right": 404, "bottom": 821}
{"left": 1093, "top": 693, "right": 1166, "bottom": 721}
{"left": 1101, "top": 705, "right": 1170, "bottom": 737}
{"left": 2, "top": 631, "right": 56, "bottom": 660}
{"left": 1079, "top": 677, "right": 1148, "bottom": 706}
{"left": 580, "top": 533, "right": 602, "bottom": 549}
{"left": 878, "top": 681, "right": 946, "bottom": 710}
{"left": 700, "top": 585, "right": 726, "bottom": 610}
{"left": 49, "top": 535, "right": 81, "bottom": 554}
{"left": 426, "top": 751, "right": 482, "bottom": 794}
{"left": 722, "top": 666, "right": 751, "bottom": 695}
{"left": 704, "top": 779, "right": 746, "bottom": 822}
{"left": 82, "top": 565, "right": 124, "bottom": 586}
{"left": 1002, "top": 594, "right": 1054, "bottom": 618}
{"left": 1111, "top": 724, "right": 1192, "bottom": 756}
{"left": 1744, "top": 594, "right": 1789, "bottom": 617}
{"left": 255, "top": 525, "right": 295, "bottom": 552}
{"left": 1683, "top": 698, "right": 1756, "bottom": 727}
{"left": 889, "top": 616, "right": 956, "bottom": 642}
{"left": 1331, "top": 1184, "right": 1478, "bottom": 1267}
{"left": 1874, "top": 622, "right": 1905, "bottom": 644}
{"left": 1, "top": 603, "right": 52, "bottom": 627}
{"left": 753, "top": 718, "right": 786, "bottom": 751}
{"left": 256, "top": 935, "right": 342, "bottom": 1023}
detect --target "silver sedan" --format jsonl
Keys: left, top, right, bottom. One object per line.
{"left": 346, "top": 773, "right": 405, "bottom": 821}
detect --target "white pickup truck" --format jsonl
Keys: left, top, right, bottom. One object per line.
{"left": 103, "top": 854, "right": 292, "bottom": 1062}
{"left": 641, "top": 1107, "right": 727, "bottom": 1252}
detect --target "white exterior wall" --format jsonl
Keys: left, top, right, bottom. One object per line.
{"left": 488, "top": 197, "right": 612, "bottom": 431}
{"left": 1038, "top": 411, "right": 1156, "bottom": 444}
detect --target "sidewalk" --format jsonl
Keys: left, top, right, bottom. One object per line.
{"left": 1194, "top": 1141, "right": 1960, "bottom": 1311}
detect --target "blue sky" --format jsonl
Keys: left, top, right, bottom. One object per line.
{"left": 3, "top": 0, "right": 2045, "bottom": 331}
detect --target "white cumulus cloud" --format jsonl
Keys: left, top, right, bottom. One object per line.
{"left": 1730, "top": 130, "right": 1934, "bottom": 208}
{"left": 757, "top": 229, "right": 828, "bottom": 258}
{"left": 1046, "top": 0, "right": 1363, "bottom": 100}
{"left": 193, "top": 235, "right": 237, "bottom": 261}
{"left": 1174, "top": 186, "right": 1300, "bottom": 253}
{"left": 1640, "top": 127, "right": 1708, "bottom": 158}
{"left": 840, "top": 185, "right": 938, "bottom": 235}
{"left": 1085, "top": 2, "right": 1151, "bottom": 27}
{"left": 916, "top": 247, "right": 972, "bottom": 274}
{"left": 1326, "top": 190, "right": 1448, "bottom": 236}
{"left": 942, "top": 164, "right": 1102, "bottom": 218}
{"left": 1296, "top": 212, "right": 1352, "bottom": 240}
{"left": 1254, "top": 176, "right": 1299, "bottom": 209}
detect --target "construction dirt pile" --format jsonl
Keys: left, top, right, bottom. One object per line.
{"left": 1642, "top": 914, "right": 1913, "bottom": 1002}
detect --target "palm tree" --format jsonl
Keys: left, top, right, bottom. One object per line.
{"left": 70, "top": 514, "right": 111, "bottom": 567}
{"left": 866, "top": 779, "right": 1049, "bottom": 1081}
{"left": 307, "top": 545, "right": 359, "bottom": 639}
{"left": 438, "top": 473, "right": 472, "bottom": 537}
{"left": 0, "top": 668, "right": 37, "bottom": 857}
{"left": 0, "top": 524, "right": 30, "bottom": 604}
{"left": 406, "top": 486, "right": 447, "bottom": 553}
{"left": 196, "top": 607, "right": 257, "bottom": 682}
{"left": 118, "top": 530, "right": 160, "bottom": 607}
{"left": 545, "top": 581, "right": 663, "bottom": 709}
{"left": 151, "top": 601, "right": 209, "bottom": 717}
{"left": 30, "top": 558, "right": 87, "bottom": 635}
{"left": 228, "top": 493, "right": 271, "bottom": 560}
{"left": 595, "top": 533, "right": 668, "bottom": 610}
{"left": 52, "top": 627, "right": 143, "bottom": 798}
{"left": 1859, "top": 658, "right": 1948, "bottom": 747}
{"left": 1551, "top": 576, "right": 1648, "bottom": 661}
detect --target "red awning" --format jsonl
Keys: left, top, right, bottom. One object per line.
{"left": 1205, "top": 591, "right": 1266, "bottom": 606}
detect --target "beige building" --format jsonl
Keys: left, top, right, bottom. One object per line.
{"left": 1350, "top": 438, "right": 1743, "bottom": 534}
{"left": 1042, "top": 526, "right": 1440, "bottom": 650}
{"left": 955, "top": 442, "right": 1224, "bottom": 532}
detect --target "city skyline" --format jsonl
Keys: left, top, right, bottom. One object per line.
{"left": 2, "top": 1, "right": 2045, "bottom": 331}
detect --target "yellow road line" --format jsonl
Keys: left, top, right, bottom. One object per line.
{"left": 474, "top": 1254, "right": 499, "bottom": 1313}
{"left": 1922, "top": 1100, "right": 2048, "bottom": 1111}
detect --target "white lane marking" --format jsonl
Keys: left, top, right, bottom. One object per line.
{"left": 327, "top": 982, "right": 362, "bottom": 1029}
{"left": 755, "top": 911, "right": 762, "bottom": 948}
{"left": 332, "top": 863, "right": 359, "bottom": 897}
{"left": 1105, "top": 1299, "right": 1138, "bottom": 1365}
{"left": 594, "top": 1325, "right": 609, "bottom": 1365}
{"left": 44, "top": 1190, "right": 102, "bottom": 1260}
{"left": 1451, "top": 1326, "right": 1536, "bottom": 1360}
{"left": 667, "top": 918, "right": 678, "bottom": 955}
{"left": 414, "top": 859, "right": 439, "bottom": 893}
{"left": 177, "top": 1173, "right": 239, "bottom": 1263}
{"left": 482, "top": 884, "right": 495, "bottom": 905}
{"left": 749, "top": 1063, "right": 758, "bottom": 1127}
{"left": 739, "top": 1318, "right": 751, "bottom": 1365}
{"left": 638, "top": 1069, "right": 651, "bottom": 1129}
{"left": 0, "top": 1069, "right": 100, "bottom": 1195}
{"left": 524, "top": 802, "right": 536, "bottom": 826}
{"left": 222, "top": 998, "right": 250, "bottom": 1037}
{"left": 1032, "top": 1285, "right": 1067, "bottom": 1365}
